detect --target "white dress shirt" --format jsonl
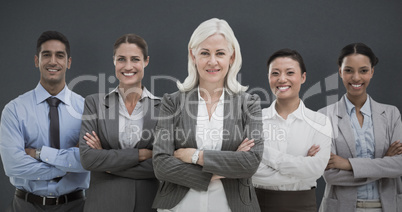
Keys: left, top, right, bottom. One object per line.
{"left": 252, "top": 100, "right": 332, "bottom": 191}
{"left": 159, "top": 88, "right": 231, "bottom": 212}
{"left": 109, "top": 86, "right": 158, "bottom": 149}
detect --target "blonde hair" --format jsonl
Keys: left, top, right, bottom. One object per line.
{"left": 177, "top": 18, "right": 247, "bottom": 94}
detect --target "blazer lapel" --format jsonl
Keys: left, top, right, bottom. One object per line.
{"left": 222, "top": 92, "right": 239, "bottom": 151}
{"left": 182, "top": 89, "right": 198, "bottom": 148}
{"left": 103, "top": 93, "right": 120, "bottom": 149}
{"left": 337, "top": 97, "right": 357, "bottom": 158}
{"left": 371, "top": 98, "right": 387, "bottom": 158}
{"left": 136, "top": 98, "right": 159, "bottom": 149}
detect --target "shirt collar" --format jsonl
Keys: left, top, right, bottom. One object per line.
{"left": 344, "top": 94, "right": 372, "bottom": 116}
{"left": 197, "top": 87, "right": 225, "bottom": 102}
{"left": 106, "top": 86, "right": 159, "bottom": 101}
{"left": 34, "top": 82, "right": 71, "bottom": 106}
{"left": 291, "top": 100, "right": 304, "bottom": 120}
{"left": 141, "top": 86, "right": 159, "bottom": 100}
{"left": 263, "top": 99, "right": 304, "bottom": 120}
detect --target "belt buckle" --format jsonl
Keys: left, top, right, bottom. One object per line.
{"left": 42, "top": 196, "right": 59, "bottom": 205}
{"left": 357, "top": 200, "right": 381, "bottom": 208}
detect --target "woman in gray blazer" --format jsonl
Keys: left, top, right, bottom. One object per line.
{"left": 79, "top": 34, "right": 160, "bottom": 212}
{"left": 152, "top": 18, "right": 263, "bottom": 212}
{"left": 319, "top": 43, "right": 402, "bottom": 212}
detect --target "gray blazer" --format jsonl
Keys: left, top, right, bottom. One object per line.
{"left": 318, "top": 96, "right": 402, "bottom": 212}
{"left": 79, "top": 92, "right": 160, "bottom": 212}
{"left": 152, "top": 89, "right": 263, "bottom": 212}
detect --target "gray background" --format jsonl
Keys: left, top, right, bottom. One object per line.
{"left": 1, "top": 0, "right": 402, "bottom": 210}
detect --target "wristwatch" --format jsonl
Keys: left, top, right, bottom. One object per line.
{"left": 35, "top": 147, "right": 42, "bottom": 161}
{"left": 192, "top": 149, "right": 200, "bottom": 164}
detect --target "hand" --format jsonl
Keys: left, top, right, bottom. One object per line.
{"left": 307, "top": 144, "right": 320, "bottom": 156}
{"left": 84, "top": 131, "right": 102, "bottom": 149}
{"left": 326, "top": 153, "right": 352, "bottom": 171}
{"left": 211, "top": 174, "right": 225, "bottom": 181}
{"left": 139, "top": 149, "right": 152, "bottom": 161}
{"left": 174, "top": 148, "right": 196, "bottom": 164}
{"left": 237, "top": 138, "right": 254, "bottom": 151}
{"left": 385, "top": 140, "right": 402, "bottom": 156}
{"left": 25, "top": 148, "right": 36, "bottom": 158}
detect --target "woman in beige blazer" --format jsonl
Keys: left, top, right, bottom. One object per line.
{"left": 152, "top": 18, "right": 263, "bottom": 212}
{"left": 79, "top": 34, "right": 160, "bottom": 212}
{"left": 319, "top": 43, "right": 402, "bottom": 212}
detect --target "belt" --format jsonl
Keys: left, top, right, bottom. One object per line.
{"left": 15, "top": 189, "right": 84, "bottom": 206}
{"left": 356, "top": 200, "right": 382, "bottom": 208}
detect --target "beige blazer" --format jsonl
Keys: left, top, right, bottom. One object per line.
{"left": 318, "top": 96, "right": 402, "bottom": 212}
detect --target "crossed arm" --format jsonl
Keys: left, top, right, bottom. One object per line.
{"left": 174, "top": 138, "right": 256, "bottom": 181}
{"left": 0, "top": 104, "right": 86, "bottom": 182}
{"left": 78, "top": 96, "right": 156, "bottom": 180}
{"left": 83, "top": 130, "right": 154, "bottom": 179}
{"left": 323, "top": 140, "right": 402, "bottom": 186}
{"left": 152, "top": 93, "right": 263, "bottom": 191}
{"left": 326, "top": 140, "right": 402, "bottom": 171}
{"left": 252, "top": 133, "right": 330, "bottom": 187}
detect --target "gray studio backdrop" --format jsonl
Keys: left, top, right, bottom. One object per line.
{"left": 1, "top": 0, "right": 402, "bottom": 210}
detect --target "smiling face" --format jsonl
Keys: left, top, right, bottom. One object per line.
{"left": 268, "top": 57, "right": 306, "bottom": 102}
{"left": 114, "top": 43, "right": 149, "bottom": 90}
{"left": 191, "top": 34, "right": 234, "bottom": 89}
{"left": 35, "top": 39, "right": 71, "bottom": 89}
{"left": 339, "top": 53, "right": 374, "bottom": 100}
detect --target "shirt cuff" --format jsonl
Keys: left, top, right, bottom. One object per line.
{"left": 39, "top": 146, "right": 58, "bottom": 164}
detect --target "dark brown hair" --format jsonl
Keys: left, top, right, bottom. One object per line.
{"left": 113, "top": 34, "right": 148, "bottom": 60}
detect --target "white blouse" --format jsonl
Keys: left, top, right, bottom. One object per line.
{"left": 113, "top": 86, "right": 158, "bottom": 149}
{"left": 252, "top": 100, "right": 332, "bottom": 191}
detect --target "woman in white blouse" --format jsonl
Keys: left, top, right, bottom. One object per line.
{"left": 79, "top": 34, "right": 160, "bottom": 212}
{"left": 152, "top": 18, "right": 263, "bottom": 212}
{"left": 252, "top": 48, "right": 332, "bottom": 211}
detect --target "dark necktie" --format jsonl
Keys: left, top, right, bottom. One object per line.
{"left": 46, "top": 97, "right": 61, "bottom": 149}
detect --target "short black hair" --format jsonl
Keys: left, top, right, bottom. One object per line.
{"left": 267, "top": 48, "right": 306, "bottom": 74}
{"left": 337, "top": 43, "right": 378, "bottom": 68}
{"left": 36, "top": 31, "right": 71, "bottom": 58}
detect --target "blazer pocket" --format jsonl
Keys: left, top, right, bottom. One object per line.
{"left": 158, "top": 181, "right": 176, "bottom": 197}
{"left": 320, "top": 197, "right": 339, "bottom": 212}
{"left": 238, "top": 178, "right": 252, "bottom": 205}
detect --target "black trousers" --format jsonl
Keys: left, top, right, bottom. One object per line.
{"left": 7, "top": 195, "right": 85, "bottom": 212}
{"left": 255, "top": 187, "right": 317, "bottom": 212}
